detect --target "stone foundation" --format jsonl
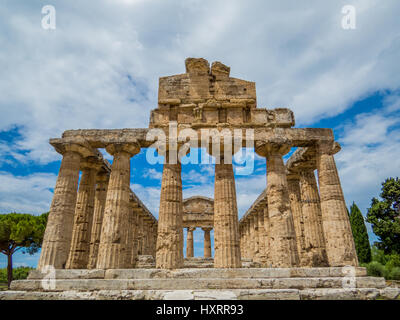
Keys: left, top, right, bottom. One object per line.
{"left": 2, "top": 267, "right": 398, "bottom": 300}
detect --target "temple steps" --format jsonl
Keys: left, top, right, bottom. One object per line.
{"left": 2, "top": 288, "right": 399, "bottom": 300}
{"left": 10, "top": 277, "right": 386, "bottom": 291}
{"left": 2, "top": 267, "right": 398, "bottom": 300}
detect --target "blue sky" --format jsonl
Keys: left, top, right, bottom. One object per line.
{"left": 1, "top": 0, "right": 400, "bottom": 268}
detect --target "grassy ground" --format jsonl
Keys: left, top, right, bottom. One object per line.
{"left": 0, "top": 282, "right": 8, "bottom": 291}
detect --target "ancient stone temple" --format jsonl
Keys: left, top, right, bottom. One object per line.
{"left": 3, "top": 58, "right": 398, "bottom": 300}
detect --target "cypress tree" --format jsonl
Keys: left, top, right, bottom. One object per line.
{"left": 349, "top": 202, "right": 372, "bottom": 263}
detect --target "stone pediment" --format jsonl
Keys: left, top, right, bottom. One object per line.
{"left": 149, "top": 58, "right": 294, "bottom": 129}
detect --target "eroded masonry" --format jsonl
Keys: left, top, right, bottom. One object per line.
{"left": 38, "top": 57, "right": 358, "bottom": 271}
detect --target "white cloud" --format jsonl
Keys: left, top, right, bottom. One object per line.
{"left": 142, "top": 168, "right": 162, "bottom": 180}
{"left": 336, "top": 99, "right": 400, "bottom": 218}
{"left": 0, "top": 172, "right": 56, "bottom": 214}
{"left": 0, "top": 0, "right": 399, "bottom": 164}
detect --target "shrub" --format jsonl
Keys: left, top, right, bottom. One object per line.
{"left": 388, "top": 267, "right": 400, "bottom": 280}
{"left": 366, "top": 261, "right": 385, "bottom": 277}
{"left": 0, "top": 267, "right": 33, "bottom": 282}
{"left": 386, "top": 254, "right": 400, "bottom": 271}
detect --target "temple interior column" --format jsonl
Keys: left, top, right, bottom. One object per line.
{"left": 96, "top": 143, "right": 140, "bottom": 269}
{"left": 300, "top": 169, "right": 328, "bottom": 267}
{"left": 214, "top": 160, "right": 241, "bottom": 268}
{"left": 257, "top": 208, "right": 267, "bottom": 264}
{"left": 263, "top": 206, "right": 270, "bottom": 264}
{"left": 186, "top": 227, "right": 195, "bottom": 258}
{"left": 66, "top": 157, "right": 101, "bottom": 269}
{"left": 156, "top": 151, "right": 184, "bottom": 269}
{"left": 287, "top": 172, "right": 307, "bottom": 266}
{"left": 202, "top": 227, "right": 212, "bottom": 258}
{"left": 88, "top": 171, "right": 109, "bottom": 269}
{"left": 256, "top": 142, "right": 299, "bottom": 268}
{"left": 38, "top": 143, "right": 91, "bottom": 270}
{"left": 317, "top": 142, "right": 358, "bottom": 266}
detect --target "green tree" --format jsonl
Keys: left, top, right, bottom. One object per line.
{"left": 366, "top": 177, "right": 400, "bottom": 254}
{"left": 349, "top": 202, "right": 372, "bottom": 263}
{"left": 0, "top": 213, "right": 48, "bottom": 288}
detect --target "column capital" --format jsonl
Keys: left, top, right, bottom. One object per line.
{"left": 50, "top": 138, "right": 98, "bottom": 159}
{"left": 255, "top": 140, "right": 291, "bottom": 158}
{"left": 201, "top": 227, "right": 213, "bottom": 232}
{"left": 187, "top": 227, "right": 196, "bottom": 232}
{"left": 317, "top": 141, "right": 341, "bottom": 155}
{"left": 105, "top": 142, "right": 140, "bottom": 157}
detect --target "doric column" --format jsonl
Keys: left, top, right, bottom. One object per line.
{"left": 96, "top": 143, "right": 140, "bottom": 269}
{"left": 137, "top": 210, "right": 144, "bottom": 255}
{"left": 214, "top": 161, "right": 241, "bottom": 268}
{"left": 300, "top": 169, "right": 329, "bottom": 266}
{"left": 253, "top": 212, "right": 260, "bottom": 262}
{"left": 257, "top": 208, "right": 268, "bottom": 264}
{"left": 66, "top": 157, "right": 101, "bottom": 269}
{"left": 263, "top": 206, "right": 270, "bottom": 263}
{"left": 317, "top": 142, "right": 358, "bottom": 266}
{"left": 88, "top": 171, "right": 109, "bottom": 269}
{"left": 38, "top": 143, "right": 93, "bottom": 270}
{"left": 202, "top": 227, "right": 212, "bottom": 258}
{"left": 245, "top": 219, "right": 251, "bottom": 259}
{"left": 186, "top": 227, "right": 195, "bottom": 258}
{"left": 156, "top": 152, "right": 184, "bottom": 269}
{"left": 131, "top": 206, "right": 141, "bottom": 265}
{"left": 256, "top": 142, "right": 299, "bottom": 267}
{"left": 287, "top": 172, "right": 307, "bottom": 266}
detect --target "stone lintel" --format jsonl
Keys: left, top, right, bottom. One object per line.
{"left": 60, "top": 127, "right": 334, "bottom": 150}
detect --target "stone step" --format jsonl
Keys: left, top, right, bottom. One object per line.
{"left": 27, "top": 267, "right": 368, "bottom": 280}
{"left": 11, "top": 276, "right": 385, "bottom": 291}
{"left": 3, "top": 287, "right": 397, "bottom": 300}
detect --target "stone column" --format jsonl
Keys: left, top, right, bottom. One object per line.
{"left": 136, "top": 211, "right": 143, "bottom": 255}
{"left": 300, "top": 169, "right": 328, "bottom": 266}
{"left": 186, "top": 227, "right": 195, "bottom": 258}
{"left": 88, "top": 172, "right": 109, "bottom": 269}
{"left": 96, "top": 143, "right": 140, "bottom": 269}
{"left": 202, "top": 227, "right": 212, "bottom": 258}
{"left": 257, "top": 208, "right": 267, "bottom": 264}
{"left": 256, "top": 142, "right": 299, "bottom": 267}
{"left": 131, "top": 206, "right": 141, "bottom": 265}
{"left": 317, "top": 142, "right": 358, "bottom": 266}
{"left": 245, "top": 219, "right": 251, "bottom": 259}
{"left": 214, "top": 162, "right": 241, "bottom": 268}
{"left": 287, "top": 173, "right": 307, "bottom": 266}
{"left": 253, "top": 212, "right": 260, "bottom": 262}
{"left": 156, "top": 153, "right": 184, "bottom": 269}
{"left": 66, "top": 158, "right": 101, "bottom": 269}
{"left": 263, "top": 206, "right": 270, "bottom": 264}
{"left": 38, "top": 143, "right": 92, "bottom": 270}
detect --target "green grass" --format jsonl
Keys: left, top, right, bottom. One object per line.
{"left": 0, "top": 282, "right": 8, "bottom": 291}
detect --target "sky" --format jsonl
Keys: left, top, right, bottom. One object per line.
{"left": 1, "top": 0, "right": 400, "bottom": 268}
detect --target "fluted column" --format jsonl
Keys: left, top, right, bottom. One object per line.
{"left": 245, "top": 219, "right": 251, "bottom": 259}
{"left": 263, "top": 206, "right": 270, "bottom": 264}
{"left": 88, "top": 172, "right": 109, "bottom": 269}
{"left": 202, "top": 227, "right": 212, "bottom": 258}
{"left": 137, "top": 211, "right": 144, "bottom": 255}
{"left": 214, "top": 162, "right": 241, "bottom": 268}
{"left": 66, "top": 158, "right": 101, "bottom": 269}
{"left": 317, "top": 142, "right": 358, "bottom": 266}
{"left": 256, "top": 142, "right": 299, "bottom": 267}
{"left": 38, "top": 143, "right": 92, "bottom": 270}
{"left": 300, "top": 169, "right": 329, "bottom": 266}
{"left": 131, "top": 206, "right": 141, "bottom": 265}
{"left": 96, "top": 143, "right": 140, "bottom": 269}
{"left": 186, "top": 227, "right": 195, "bottom": 258}
{"left": 156, "top": 152, "right": 184, "bottom": 269}
{"left": 287, "top": 173, "right": 307, "bottom": 266}
{"left": 257, "top": 208, "right": 267, "bottom": 264}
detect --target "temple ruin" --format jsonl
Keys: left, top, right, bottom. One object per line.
{"left": 4, "top": 58, "right": 397, "bottom": 300}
